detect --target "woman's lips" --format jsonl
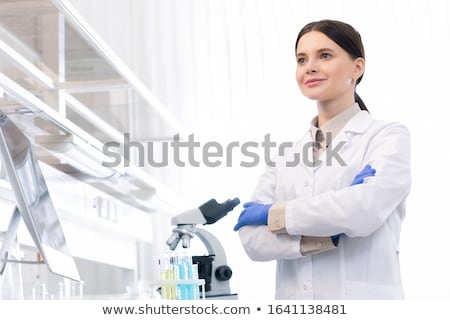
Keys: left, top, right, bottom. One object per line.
{"left": 304, "top": 78, "right": 326, "bottom": 87}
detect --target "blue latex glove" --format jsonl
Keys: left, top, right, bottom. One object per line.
{"left": 333, "top": 164, "right": 377, "bottom": 243}
{"left": 351, "top": 164, "right": 376, "bottom": 185}
{"left": 233, "top": 202, "right": 272, "bottom": 231}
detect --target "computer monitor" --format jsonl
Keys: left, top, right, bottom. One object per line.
{"left": 0, "top": 112, "right": 80, "bottom": 281}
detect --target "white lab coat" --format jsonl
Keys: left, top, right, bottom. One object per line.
{"left": 239, "top": 111, "right": 411, "bottom": 299}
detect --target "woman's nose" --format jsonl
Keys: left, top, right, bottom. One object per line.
{"left": 304, "top": 58, "right": 318, "bottom": 74}
{"left": 306, "top": 63, "right": 318, "bottom": 74}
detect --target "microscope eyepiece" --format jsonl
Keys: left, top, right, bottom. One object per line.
{"left": 199, "top": 198, "right": 240, "bottom": 225}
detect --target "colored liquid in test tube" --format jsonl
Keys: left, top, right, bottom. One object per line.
{"left": 159, "top": 254, "right": 176, "bottom": 300}
{"left": 174, "top": 254, "right": 186, "bottom": 300}
{"left": 174, "top": 253, "right": 200, "bottom": 300}
{"left": 159, "top": 253, "right": 201, "bottom": 300}
{"left": 191, "top": 263, "right": 201, "bottom": 300}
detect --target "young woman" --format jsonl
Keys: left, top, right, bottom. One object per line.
{"left": 234, "top": 19, "right": 411, "bottom": 299}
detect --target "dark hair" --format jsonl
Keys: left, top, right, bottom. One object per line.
{"left": 295, "top": 19, "right": 368, "bottom": 112}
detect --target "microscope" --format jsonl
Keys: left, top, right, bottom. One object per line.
{"left": 166, "top": 198, "right": 240, "bottom": 299}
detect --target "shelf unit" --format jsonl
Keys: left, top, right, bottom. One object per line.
{"left": 0, "top": 0, "right": 183, "bottom": 297}
{"left": 0, "top": 0, "right": 183, "bottom": 213}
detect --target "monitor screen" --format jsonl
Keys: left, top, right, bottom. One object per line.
{"left": 0, "top": 112, "right": 80, "bottom": 281}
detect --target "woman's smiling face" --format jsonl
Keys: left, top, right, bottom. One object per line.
{"left": 295, "top": 31, "right": 364, "bottom": 105}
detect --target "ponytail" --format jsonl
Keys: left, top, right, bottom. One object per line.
{"left": 355, "top": 92, "right": 369, "bottom": 113}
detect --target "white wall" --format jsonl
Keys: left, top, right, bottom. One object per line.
{"left": 68, "top": 0, "right": 450, "bottom": 299}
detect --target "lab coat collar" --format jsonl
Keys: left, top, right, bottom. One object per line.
{"left": 342, "top": 110, "right": 373, "bottom": 134}
{"left": 312, "top": 111, "right": 373, "bottom": 171}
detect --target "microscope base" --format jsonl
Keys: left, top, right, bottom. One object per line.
{"left": 205, "top": 293, "right": 238, "bottom": 300}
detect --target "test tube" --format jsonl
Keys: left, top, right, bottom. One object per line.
{"left": 159, "top": 254, "right": 176, "bottom": 300}
{"left": 174, "top": 253, "right": 188, "bottom": 300}
{"left": 175, "top": 253, "right": 200, "bottom": 300}
{"left": 191, "top": 263, "right": 201, "bottom": 300}
{"left": 159, "top": 252, "right": 201, "bottom": 300}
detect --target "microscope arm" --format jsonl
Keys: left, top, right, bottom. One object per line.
{"left": 194, "top": 228, "right": 233, "bottom": 296}
{"left": 194, "top": 228, "right": 227, "bottom": 267}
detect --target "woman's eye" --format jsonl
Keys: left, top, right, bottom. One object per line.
{"left": 297, "top": 57, "right": 306, "bottom": 64}
{"left": 320, "top": 53, "right": 332, "bottom": 59}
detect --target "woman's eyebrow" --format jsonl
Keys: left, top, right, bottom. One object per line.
{"left": 296, "top": 47, "right": 335, "bottom": 57}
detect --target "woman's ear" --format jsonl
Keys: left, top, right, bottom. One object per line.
{"left": 353, "top": 57, "right": 365, "bottom": 82}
